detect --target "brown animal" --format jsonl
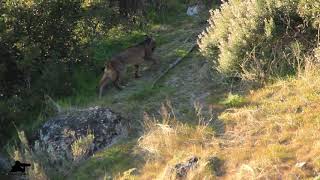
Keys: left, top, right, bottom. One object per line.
{"left": 99, "top": 36, "right": 157, "bottom": 98}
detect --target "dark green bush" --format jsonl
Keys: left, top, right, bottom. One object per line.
{"left": 0, "top": 0, "right": 118, "bottom": 145}
{"left": 0, "top": 0, "right": 203, "bottom": 145}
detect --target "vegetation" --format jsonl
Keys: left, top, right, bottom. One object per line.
{"left": 70, "top": 141, "right": 139, "bottom": 180}
{"left": 71, "top": 131, "right": 95, "bottom": 161}
{"left": 0, "top": 0, "right": 217, "bottom": 145}
{"left": 219, "top": 93, "right": 246, "bottom": 107}
{"left": 2, "top": 0, "right": 320, "bottom": 179}
{"left": 116, "top": 54, "right": 320, "bottom": 179}
{"left": 198, "top": 0, "right": 320, "bottom": 80}
{"left": 135, "top": 103, "right": 217, "bottom": 180}
{"left": 217, "top": 61, "right": 320, "bottom": 178}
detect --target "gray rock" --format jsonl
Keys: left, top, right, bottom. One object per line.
{"left": 172, "top": 156, "right": 199, "bottom": 178}
{"left": 32, "top": 106, "right": 127, "bottom": 164}
{"left": 187, "top": 5, "right": 199, "bottom": 16}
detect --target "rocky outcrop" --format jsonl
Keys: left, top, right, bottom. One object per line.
{"left": 32, "top": 106, "right": 127, "bottom": 164}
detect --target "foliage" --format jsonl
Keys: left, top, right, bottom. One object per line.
{"left": 0, "top": 1, "right": 218, "bottom": 178}
{"left": 297, "top": 0, "right": 320, "bottom": 28}
{"left": 198, "top": 0, "right": 320, "bottom": 80}
{"left": 220, "top": 93, "right": 246, "bottom": 107}
{"left": 69, "top": 141, "right": 138, "bottom": 180}
{"left": 218, "top": 55, "right": 320, "bottom": 178}
{"left": 0, "top": 0, "right": 155, "bottom": 145}
{"left": 7, "top": 130, "right": 49, "bottom": 180}
{"left": 71, "top": 131, "right": 95, "bottom": 161}
{"left": 135, "top": 103, "right": 217, "bottom": 179}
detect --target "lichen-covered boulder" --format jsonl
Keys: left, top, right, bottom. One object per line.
{"left": 32, "top": 106, "right": 127, "bottom": 163}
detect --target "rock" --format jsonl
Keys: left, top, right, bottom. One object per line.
{"left": 187, "top": 4, "right": 205, "bottom": 16}
{"left": 187, "top": 5, "right": 202, "bottom": 16}
{"left": 207, "top": 156, "right": 224, "bottom": 176}
{"left": 32, "top": 107, "right": 127, "bottom": 164}
{"left": 171, "top": 156, "right": 199, "bottom": 178}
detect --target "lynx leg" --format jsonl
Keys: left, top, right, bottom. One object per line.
{"left": 114, "top": 70, "right": 124, "bottom": 90}
{"left": 134, "top": 65, "right": 141, "bottom": 78}
{"left": 99, "top": 76, "right": 110, "bottom": 98}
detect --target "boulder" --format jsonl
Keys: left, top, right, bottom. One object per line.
{"left": 32, "top": 106, "right": 127, "bottom": 163}
{"left": 170, "top": 156, "right": 199, "bottom": 178}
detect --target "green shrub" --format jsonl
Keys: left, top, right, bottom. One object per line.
{"left": 198, "top": 0, "right": 320, "bottom": 80}
{"left": 297, "top": 0, "right": 320, "bottom": 28}
{"left": 0, "top": 0, "right": 132, "bottom": 145}
{"left": 220, "top": 93, "right": 246, "bottom": 107}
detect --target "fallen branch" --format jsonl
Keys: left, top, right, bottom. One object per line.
{"left": 152, "top": 43, "right": 197, "bottom": 88}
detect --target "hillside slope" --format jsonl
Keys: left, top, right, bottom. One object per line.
{"left": 57, "top": 11, "right": 320, "bottom": 180}
{"left": 67, "top": 13, "right": 233, "bottom": 179}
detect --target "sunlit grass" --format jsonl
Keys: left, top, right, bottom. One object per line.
{"left": 220, "top": 93, "right": 246, "bottom": 107}
{"left": 69, "top": 141, "right": 139, "bottom": 180}
{"left": 218, "top": 64, "right": 320, "bottom": 178}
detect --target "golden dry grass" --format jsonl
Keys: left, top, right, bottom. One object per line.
{"left": 117, "top": 62, "right": 320, "bottom": 179}
{"left": 115, "top": 102, "right": 219, "bottom": 180}
{"left": 219, "top": 62, "right": 320, "bottom": 179}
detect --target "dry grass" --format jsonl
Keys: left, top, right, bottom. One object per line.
{"left": 8, "top": 130, "right": 49, "bottom": 180}
{"left": 219, "top": 62, "right": 320, "bottom": 179}
{"left": 117, "top": 60, "right": 320, "bottom": 179}
{"left": 71, "top": 130, "right": 95, "bottom": 161}
{"left": 115, "top": 102, "right": 219, "bottom": 180}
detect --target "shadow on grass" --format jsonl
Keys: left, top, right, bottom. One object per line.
{"left": 68, "top": 139, "right": 142, "bottom": 180}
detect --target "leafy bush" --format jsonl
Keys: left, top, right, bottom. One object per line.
{"left": 220, "top": 93, "right": 246, "bottom": 107}
{"left": 298, "top": 0, "right": 320, "bottom": 28}
{"left": 198, "top": 0, "right": 320, "bottom": 80}
{"left": 0, "top": 0, "right": 120, "bottom": 145}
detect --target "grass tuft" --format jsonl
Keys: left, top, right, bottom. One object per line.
{"left": 220, "top": 93, "right": 246, "bottom": 107}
